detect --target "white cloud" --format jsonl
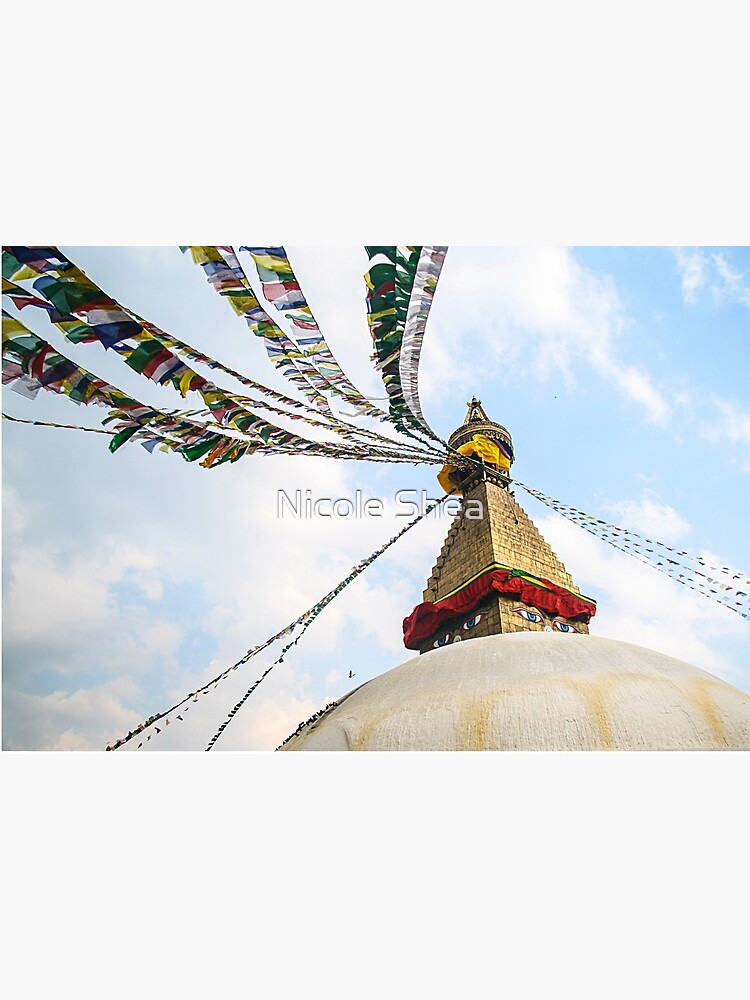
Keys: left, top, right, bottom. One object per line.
{"left": 673, "top": 247, "right": 750, "bottom": 308}
{"left": 2, "top": 544, "right": 184, "bottom": 679}
{"left": 602, "top": 363, "right": 671, "bottom": 426}
{"left": 535, "top": 514, "right": 749, "bottom": 690}
{"left": 4, "top": 549, "right": 117, "bottom": 646}
{"left": 339, "top": 578, "right": 416, "bottom": 655}
{"left": 420, "top": 247, "right": 671, "bottom": 425}
{"left": 701, "top": 396, "right": 750, "bottom": 447}
{"left": 674, "top": 247, "right": 707, "bottom": 303}
{"left": 2, "top": 438, "right": 446, "bottom": 749}
{"left": 2, "top": 484, "right": 27, "bottom": 537}
{"left": 603, "top": 494, "right": 692, "bottom": 543}
{"left": 121, "top": 246, "right": 183, "bottom": 273}
{"left": 2, "top": 679, "right": 142, "bottom": 751}
{"left": 133, "top": 576, "right": 164, "bottom": 601}
{"left": 712, "top": 252, "right": 750, "bottom": 307}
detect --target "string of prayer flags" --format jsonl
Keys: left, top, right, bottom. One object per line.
{"left": 109, "top": 491, "right": 453, "bottom": 751}
{"left": 4, "top": 249, "right": 148, "bottom": 350}
{"left": 2, "top": 277, "right": 104, "bottom": 348}
{"left": 239, "top": 245, "right": 386, "bottom": 420}
{"left": 162, "top": 254, "right": 446, "bottom": 459}
{"left": 219, "top": 246, "right": 397, "bottom": 426}
{"left": 2, "top": 412, "right": 114, "bottom": 436}
{"left": 43, "top": 272, "right": 343, "bottom": 421}
{"left": 4, "top": 247, "right": 451, "bottom": 465}
{"left": 399, "top": 247, "right": 448, "bottom": 439}
{"left": 217, "top": 391, "right": 444, "bottom": 464}
{"left": 518, "top": 483, "right": 750, "bottom": 583}
{"left": 516, "top": 481, "right": 750, "bottom": 620}
{"left": 5, "top": 270, "right": 435, "bottom": 459}
{"left": 181, "top": 246, "right": 334, "bottom": 415}
{"left": 3, "top": 269, "right": 212, "bottom": 397}
{"left": 2, "top": 312, "right": 248, "bottom": 462}
{"left": 4, "top": 264, "right": 431, "bottom": 463}
{"left": 204, "top": 490, "right": 454, "bottom": 749}
{"left": 3, "top": 246, "right": 71, "bottom": 280}
{"left": 3, "top": 312, "right": 335, "bottom": 465}
{"left": 3, "top": 312, "right": 104, "bottom": 399}
{"left": 276, "top": 701, "right": 341, "bottom": 749}
{"left": 108, "top": 290, "right": 445, "bottom": 462}
{"left": 239, "top": 247, "right": 306, "bottom": 323}
{"left": 363, "top": 247, "right": 448, "bottom": 444}
{"left": 5, "top": 259, "right": 272, "bottom": 432}
{"left": 5, "top": 274, "right": 344, "bottom": 460}
{"left": 365, "top": 246, "right": 404, "bottom": 425}
{"left": 3, "top": 310, "right": 442, "bottom": 469}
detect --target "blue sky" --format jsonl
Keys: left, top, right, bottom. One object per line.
{"left": 3, "top": 245, "right": 750, "bottom": 750}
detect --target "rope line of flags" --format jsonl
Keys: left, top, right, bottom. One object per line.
{"left": 107, "top": 494, "right": 451, "bottom": 751}
{"left": 516, "top": 482, "right": 750, "bottom": 620}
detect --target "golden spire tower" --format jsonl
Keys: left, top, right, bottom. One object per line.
{"left": 406, "top": 399, "right": 596, "bottom": 653}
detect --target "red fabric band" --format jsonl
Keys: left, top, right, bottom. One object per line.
{"left": 402, "top": 568, "right": 596, "bottom": 649}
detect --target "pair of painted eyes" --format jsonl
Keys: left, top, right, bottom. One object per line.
{"left": 513, "top": 607, "right": 579, "bottom": 632}
{"left": 433, "top": 613, "right": 483, "bottom": 648}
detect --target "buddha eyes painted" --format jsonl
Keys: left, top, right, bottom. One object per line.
{"left": 512, "top": 606, "right": 579, "bottom": 633}
{"left": 513, "top": 607, "right": 543, "bottom": 624}
{"left": 433, "top": 606, "right": 580, "bottom": 646}
{"left": 433, "top": 613, "right": 484, "bottom": 647}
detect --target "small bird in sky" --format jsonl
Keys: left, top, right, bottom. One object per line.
{"left": 349, "top": 670, "right": 355, "bottom": 678}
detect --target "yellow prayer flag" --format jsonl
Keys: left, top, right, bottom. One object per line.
{"left": 2, "top": 313, "right": 28, "bottom": 340}
{"left": 178, "top": 370, "right": 196, "bottom": 397}
{"left": 226, "top": 295, "right": 259, "bottom": 315}
{"left": 251, "top": 254, "right": 294, "bottom": 275}
{"left": 367, "top": 306, "right": 397, "bottom": 324}
{"left": 9, "top": 265, "right": 39, "bottom": 282}
{"left": 189, "top": 246, "right": 223, "bottom": 265}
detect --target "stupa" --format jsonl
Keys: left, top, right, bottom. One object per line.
{"left": 279, "top": 400, "right": 750, "bottom": 751}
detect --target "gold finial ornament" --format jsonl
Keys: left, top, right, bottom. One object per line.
{"left": 439, "top": 397, "right": 514, "bottom": 496}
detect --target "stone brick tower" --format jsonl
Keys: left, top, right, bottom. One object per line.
{"left": 403, "top": 399, "right": 597, "bottom": 653}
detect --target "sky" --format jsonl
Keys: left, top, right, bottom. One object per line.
{"left": 3, "top": 245, "right": 750, "bottom": 751}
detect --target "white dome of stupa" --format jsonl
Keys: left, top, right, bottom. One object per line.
{"left": 279, "top": 633, "right": 750, "bottom": 751}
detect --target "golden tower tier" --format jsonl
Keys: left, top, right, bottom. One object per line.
{"left": 447, "top": 397, "right": 514, "bottom": 480}
{"left": 404, "top": 400, "right": 597, "bottom": 654}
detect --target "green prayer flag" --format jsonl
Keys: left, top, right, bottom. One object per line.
{"left": 2, "top": 250, "right": 23, "bottom": 280}
{"left": 35, "top": 278, "right": 105, "bottom": 315}
{"left": 123, "top": 339, "right": 165, "bottom": 373}
{"left": 365, "top": 247, "right": 397, "bottom": 262}
{"left": 177, "top": 436, "right": 218, "bottom": 462}
{"left": 109, "top": 425, "right": 140, "bottom": 453}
